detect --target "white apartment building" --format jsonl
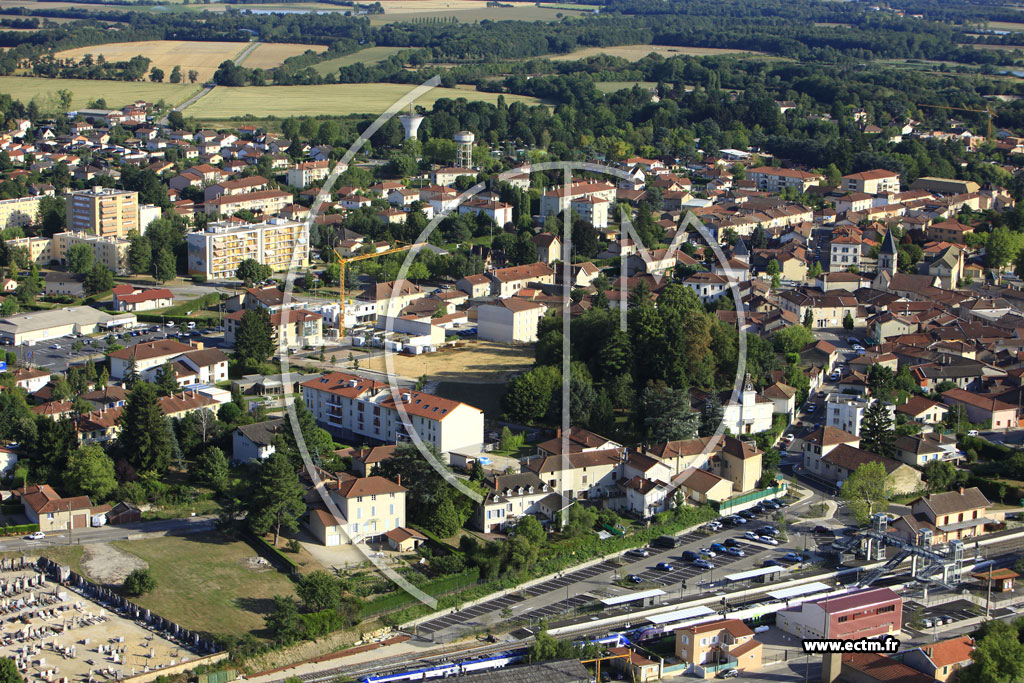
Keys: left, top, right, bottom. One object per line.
{"left": 829, "top": 235, "right": 862, "bottom": 272}
{"left": 66, "top": 186, "right": 139, "bottom": 238}
{"left": 187, "top": 218, "right": 309, "bottom": 280}
{"left": 478, "top": 299, "right": 547, "bottom": 343}
{"left": 826, "top": 394, "right": 894, "bottom": 437}
{"left": 301, "top": 371, "right": 484, "bottom": 453}
{"left": 747, "top": 167, "right": 823, "bottom": 193}
{"left": 7, "top": 232, "right": 132, "bottom": 274}
{"left": 842, "top": 169, "right": 901, "bottom": 194}
{"left": 570, "top": 196, "right": 609, "bottom": 228}
{"left": 458, "top": 198, "right": 513, "bottom": 227}
{"left": 286, "top": 160, "right": 331, "bottom": 188}
{"left": 329, "top": 477, "right": 407, "bottom": 544}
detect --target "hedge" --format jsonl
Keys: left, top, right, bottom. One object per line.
{"left": 360, "top": 567, "right": 481, "bottom": 619}
{"left": 2, "top": 524, "right": 38, "bottom": 536}
{"left": 961, "top": 435, "right": 1014, "bottom": 462}
{"left": 245, "top": 532, "right": 300, "bottom": 577}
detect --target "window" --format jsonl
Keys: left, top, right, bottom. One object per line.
{"left": 838, "top": 616, "right": 848, "bottom": 623}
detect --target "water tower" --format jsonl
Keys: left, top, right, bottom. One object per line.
{"left": 399, "top": 104, "right": 424, "bottom": 141}
{"left": 454, "top": 130, "right": 475, "bottom": 168}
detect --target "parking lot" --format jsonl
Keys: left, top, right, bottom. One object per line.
{"left": 13, "top": 324, "right": 226, "bottom": 373}
{"left": 903, "top": 599, "right": 980, "bottom": 635}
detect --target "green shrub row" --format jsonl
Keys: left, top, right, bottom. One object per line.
{"left": 360, "top": 567, "right": 481, "bottom": 618}
{"left": 245, "top": 533, "right": 300, "bottom": 576}
{"left": 2, "top": 523, "right": 39, "bottom": 536}
{"left": 961, "top": 435, "right": 1014, "bottom": 461}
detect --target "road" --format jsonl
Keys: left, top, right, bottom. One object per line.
{"left": 0, "top": 514, "right": 216, "bottom": 552}
{"left": 159, "top": 40, "right": 261, "bottom": 124}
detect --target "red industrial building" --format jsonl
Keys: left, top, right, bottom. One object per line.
{"left": 776, "top": 587, "right": 902, "bottom": 641}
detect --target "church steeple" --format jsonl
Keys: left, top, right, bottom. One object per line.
{"left": 878, "top": 229, "right": 898, "bottom": 277}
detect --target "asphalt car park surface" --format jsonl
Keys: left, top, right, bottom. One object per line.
{"left": 902, "top": 599, "right": 980, "bottom": 636}
{"left": 414, "top": 502, "right": 800, "bottom": 637}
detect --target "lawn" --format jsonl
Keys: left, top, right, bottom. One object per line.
{"left": 312, "top": 46, "right": 408, "bottom": 76}
{"left": 986, "top": 21, "right": 1024, "bottom": 31}
{"left": 55, "top": 40, "right": 250, "bottom": 83}
{"left": 545, "top": 44, "right": 765, "bottom": 61}
{"left": 241, "top": 42, "right": 329, "bottom": 69}
{"left": 368, "top": 0, "right": 587, "bottom": 25}
{"left": 0, "top": 76, "right": 199, "bottom": 110}
{"left": 109, "top": 532, "right": 298, "bottom": 639}
{"left": 187, "top": 83, "right": 543, "bottom": 118}
{"left": 595, "top": 80, "right": 657, "bottom": 93}
{"left": 2, "top": 546, "right": 85, "bottom": 575}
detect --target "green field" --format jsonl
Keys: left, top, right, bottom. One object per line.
{"left": 595, "top": 80, "right": 657, "bottom": 93}
{"left": 313, "top": 46, "right": 407, "bottom": 76}
{"left": 110, "top": 532, "right": 298, "bottom": 638}
{"left": 0, "top": 76, "right": 199, "bottom": 111}
{"left": 187, "top": 83, "right": 543, "bottom": 118}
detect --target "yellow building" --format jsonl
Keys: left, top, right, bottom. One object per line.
{"left": 186, "top": 218, "right": 310, "bottom": 280}
{"left": 6, "top": 232, "right": 131, "bottom": 274}
{"left": 676, "top": 619, "right": 764, "bottom": 679}
{"left": 0, "top": 195, "right": 42, "bottom": 230}
{"left": 66, "top": 186, "right": 139, "bottom": 238}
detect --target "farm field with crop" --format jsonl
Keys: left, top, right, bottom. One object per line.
{"left": 55, "top": 40, "right": 250, "bottom": 83}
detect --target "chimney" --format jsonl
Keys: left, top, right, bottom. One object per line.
{"left": 959, "top": 487, "right": 965, "bottom": 495}
{"left": 397, "top": 474, "right": 401, "bottom": 487}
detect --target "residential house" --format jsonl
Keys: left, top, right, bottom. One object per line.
{"left": 111, "top": 285, "right": 174, "bottom": 312}
{"left": 225, "top": 308, "right": 323, "bottom": 350}
{"left": 474, "top": 472, "right": 562, "bottom": 532}
{"left": 941, "top": 389, "right": 1017, "bottom": 430}
{"left": 748, "top": 166, "right": 823, "bottom": 193}
{"left": 895, "top": 396, "right": 949, "bottom": 426}
{"left": 456, "top": 274, "right": 492, "bottom": 299}
{"left": 489, "top": 262, "right": 555, "bottom": 298}
{"left": 842, "top": 169, "right": 901, "bottom": 194}
{"left": 815, "top": 444, "right": 924, "bottom": 494}
{"left": 675, "top": 619, "right": 764, "bottom": 680}
{"left": 894, "top": 432, "right": 960, "bottom": 467}
{"left": 890, "top": 487, "right": 993, "bottom": 546}
{"left": 43, "top": 272, "right": 85, "bottom": 298}
{"left": 525, "top": 449, "right": 621, "bottom": 501}
{"left": 801, "top": 426, "right": 860, "bottom": 473}
{"left": 232, "top": 418, "right": 286, "bottom": 464}
{"left": 901, "top": 636, "right": 975, "bottom": 682}
{"left": 17, "top": 484, "right": 97, "bottom": 532}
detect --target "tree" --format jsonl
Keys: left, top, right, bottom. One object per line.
{"left": 84, "top": 264, "right": 114, "bottom": 295}
{"left": 700, "top": 394, "right": 724, "bottom": 437}
{"left": 122, "top": 568, "right": 156, "bottom": 596}
{"left": 861, "top": 400, "right": 896, "bottom": 458}
{"left": 248, "top": 451, "right": 305, "bottom": 546}
{"left": 0, "top": 658, "right": 22, "bottom": 683}
{"left": 296, "top": 570, "right": 341, "bottom": 613}
{"left": 67, "top": 243, "right": 94, "bottom": 274}
{"left": 803, "top": 309, "right": 814, "bottom": 329}
{"left": 265, "top": 595, "right": 305, "bottom": 646}
{"left": 771, "top": 324, "right": 814, "bottom": 354}
{"left": 922, "top": 460, "right": 964, "bottom": 492}
{"left": 430, "top": 495, "right": 461, "bottom": 538}
{"left": 149, "top": 67, "right": 164, "bottom": 83}
{"left": 154, "top": 247, "right": 176, "bottom": 282}
{"left": 128, "top": 231, "right": 152, "bottom": 275}
{"left": 235, "top": 308, "right": 275, "bottom": 367}
{"left": 65, "top": 445, "right": 117, "bottom": 501}
{"left": 841, "top": 461, "right": 892, "bottom": 526}
{"left": 958, "top": 619, "right": 1024, "bottom": 683}
{"left": 154, "top": 361, "right": 178, "bottom": 396}
{"left": 188, "top": 69, "right": 198, "bottom": 84}
{"left": 514, "top": 515, "right": 546, "bottom": 546}
{"left": 502, "top": 365, "right": 560, "bottom": 423}
{"left": 843, "top": 312, "right": 854, "bottom": 330}
{"left": 169, "top": 65, "right": 182, "bottom": 83}
{"left": 117, "top": 381, "right": 174, "bottom": 475}
{"left": 194, "top": 445, "right": 229, "bottom": 492}
{"left": 641, "top": 383, "right": 700, "bottom": 443}
{"left": 236, "top": 258, "right": 273, "bottom": 287}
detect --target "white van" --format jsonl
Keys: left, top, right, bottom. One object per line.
{"left": 187, "top": 321, "right": 196, "bottom": 330}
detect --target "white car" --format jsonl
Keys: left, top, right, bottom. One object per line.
{"left": 829, "top": 371, "right": 841, "bottom": 381}
{"left": 967, "top": 430, "right": 980, "bottom": 437}
{"left": 699, "top": 547, "right": 717, "bottom": 558}
{"left": 744, "top": 531, "right": 760, "bottom": 541}
{"left": 759, "top": 536, "right": 780, "bottom": 546}
{"left": 27, "top": 531, "right": 44, "bottom": 540}
{"left": 852, "top": 344, "right": 865, "bottom": 353}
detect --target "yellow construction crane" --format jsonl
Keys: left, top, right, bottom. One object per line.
{"left": 333, "top": 242, "right": 414, "bottom": 332}
{"left": 917, "top": 102, "right": 995, "bottom": 140}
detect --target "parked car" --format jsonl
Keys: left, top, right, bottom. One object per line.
{"left": 760, "top": 526, "right": 778, "bottom": 537}
{"left": 710, "top": 543, "right": 728, "bottom": 554}
{"left": 806, "top": 403, "right": 817, "bottom": 414}
{"left": 733, "top": 515, "right": 749, "bottom": 524}
{"left": 724, "top": 538, "right": 741, "bottom": 547}
{"left": 762, "top": 559, "right": 783, "bottom": 568}
{"left": 656, "top": 562, "right": 674, "bottom": 572}
{"left": 681, "top": 550, "right": 700, "bottom": 562}
{"left": 967, "top": 430, "right": 980, "bottom": 437}
{"left": 846, "top": 336, "right": 860, "bottom": 346}
{"left": 699, "top": 547, "right": 716, "bottom": 558}
{"left": 726, "top": 547, "right": 745, "bottom": 557}
{"left": 759, "top": 536, "right": 779, "bottom": 546}
{"left": 625, "top": 548, "right": 650, "bottom": 558}
{"left": 744, "top": 531, "right": 760, "bottom": 541}
{"left": 27, "top": 531, "right": 44, "bottom": 540}
{"left": 627, "top": 575, "right": 643, "bottom": 584}
{"left": 829, "top": 370, "right": 841, "bottom": 381}
{"left": 762, "top": 500, "right": 781, "bottom": 510}
{"left": 739, "top": 509, "right": 757, "bottom": 519}
{"left": 718, "top": 669, "right": 740, "bottom": 679}
{"left": 694, "top": 558, "right": 714, "bottom": 570}
{"left": 652, "top": 535, "right": 680, "bottom": 549}
{"left": 813, "top": 525, "right": 832, "bottom": 534}
{"left": 782, "top": 552, "right": 803, "bottom": 562}
{"left": 50, "top": 344, "right": 59, "bottom": 349}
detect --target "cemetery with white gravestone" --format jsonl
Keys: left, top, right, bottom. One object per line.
{"left": 0, "top": 557, "right": 211, "bottom": 682}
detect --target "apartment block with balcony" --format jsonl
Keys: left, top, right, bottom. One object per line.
{"left": 66, "top": 186, "right": 138, "bottom": 239}
{"left": 225, "top": 308, "right": 323, "bottom": 350}
{"left": 301, "top": 371, "right": 484, "bottom": 454}
{"left": 0, "top": 195, "right": 42, "bottom": 230}
{"left": 187, "top": 218, "right": 309, "bottom": 280}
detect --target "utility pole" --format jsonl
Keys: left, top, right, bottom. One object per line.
{"left": 987, "top": 563, "right": 993, "bottom": 620}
